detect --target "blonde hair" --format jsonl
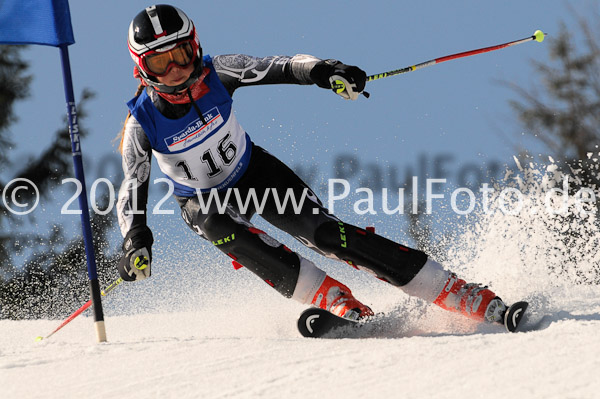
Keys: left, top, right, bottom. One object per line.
{"left": 116, "top": 83, "right": 145, "bottom": 153}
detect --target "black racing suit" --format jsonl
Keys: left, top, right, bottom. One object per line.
{"left": 117, "top": 54, "right": 427, "bottom": 297}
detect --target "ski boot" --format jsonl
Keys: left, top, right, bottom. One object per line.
{"left": 433, "top": 273, "right": 504, "bottom": 322}
{"left": 433, "top": 273, "right": 527, "bottom": 332}
{"left": 311, "top": 276, "right": 373, "bottom": 321}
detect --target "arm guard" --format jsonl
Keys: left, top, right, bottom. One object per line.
{"left": 212, "top": 54, "right": 322, "bottom": 95}
{"left": 117, "top": 116, "right": 152, "bottom": 237}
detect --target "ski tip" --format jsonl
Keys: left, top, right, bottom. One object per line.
{"left": 297, "top": 308, "right": 327, "bottom": 338}
{"left": 504, "top": 301, "right": 529, "bottom": 333}
{"left": 297, "top": 308, "right": 359, "bottom": 338}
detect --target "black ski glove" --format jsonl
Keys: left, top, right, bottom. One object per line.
{"left": 117, "top": 226, "right": 153, "bottom": 281}
{"left": 310, "top": 59, "right": 367, "bottom": 100}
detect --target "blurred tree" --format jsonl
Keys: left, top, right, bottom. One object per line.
{"left": 0, "top": 45, "right": 31, "bottom": 165}
{"left": 0, "top": 45, "right": 118, "bottom": 319}
{"left": 509, "top": 13, "right": 600, "bottom": 187}
{"left": 508, "top": 10, "right": 600, "bottom": 284}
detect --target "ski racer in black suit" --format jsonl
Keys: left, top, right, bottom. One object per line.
{"left": 116, "top": 4, "right": 509, "bottom": 325}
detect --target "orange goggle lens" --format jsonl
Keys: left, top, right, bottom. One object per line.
{"left": 143, "top": 42, "right": 195, "bottom": 76}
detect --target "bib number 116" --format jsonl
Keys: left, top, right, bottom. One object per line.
{"left": 176, "top": 133, "right": 237, "bottom": 180}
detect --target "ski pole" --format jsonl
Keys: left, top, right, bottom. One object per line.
{"left": 35, "top": 277, "right": 124, "bottom": 341}
{"left": 332, "top": 30, "right": 546, "bottom": 97}
{"left": 368, "top": 29, "right": 546, "bottom": 81}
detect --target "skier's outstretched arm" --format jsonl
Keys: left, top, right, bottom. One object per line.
{"left": 116, "top": 116, "right": 154, "bottom": 281}
{"left": 213, "top": 54, "right": 366, "bottom": 100}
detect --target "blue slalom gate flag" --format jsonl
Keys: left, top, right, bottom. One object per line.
{"left": 0, "top": 0, "right": 74, "bottom": 46}
{"left": 0, "top": 0, "right": 107, "bottom": 342}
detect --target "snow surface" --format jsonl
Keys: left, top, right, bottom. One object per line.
{"left": 3, "top": 162, "right": 600, "bottom": 399}
{"left": 2, "top": 289, "right": 600, "bottom": 399}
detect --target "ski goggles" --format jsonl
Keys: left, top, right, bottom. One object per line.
{"left": 141, "top": 41, "right": 196, "bottom": 77}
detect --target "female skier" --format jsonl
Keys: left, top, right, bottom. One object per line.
{"left": 117, "top": 4, "right": 511, "bottom": 327}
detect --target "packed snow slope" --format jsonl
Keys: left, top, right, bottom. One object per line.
{"left": 2, "top": 288, "right": 600, "bottom": 399}
{"left": 3, "top": 162, "right": 600, "bottom": 399}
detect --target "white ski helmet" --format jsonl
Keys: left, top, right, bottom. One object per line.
{"left": 128, "top": 4, "right": 203, "bottom": 93}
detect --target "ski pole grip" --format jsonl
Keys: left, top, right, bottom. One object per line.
{"left": 330, "top": 82, "right": 370, "bottom": 99}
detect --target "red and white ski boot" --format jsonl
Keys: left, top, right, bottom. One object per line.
{"left": 311, "top": 276, "right": 374, "bottom": 321}
{"left": 433, "top": 273, "right": 507, "bottom": 323}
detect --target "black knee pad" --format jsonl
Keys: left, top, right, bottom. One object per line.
{"left": 203, "top": 213, "right": 301, "bottom": 297}
{"left": 314, "top": 220, "right": 427, "bottom": 286}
